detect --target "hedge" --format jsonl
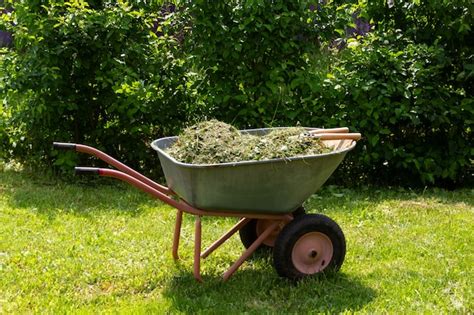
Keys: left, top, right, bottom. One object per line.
{"left": 0, "top": 0, "right": 472, "bottom": 186}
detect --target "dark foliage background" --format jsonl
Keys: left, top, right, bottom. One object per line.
{"left": 0, "top": 0, "right": 472, "bottom": 186}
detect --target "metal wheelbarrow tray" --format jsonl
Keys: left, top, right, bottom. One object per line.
{"left": 53, "top": 127, "right": 360, "bottom": 282}
{"left": 152, "top": 128, "right": 356, "bottom": 214}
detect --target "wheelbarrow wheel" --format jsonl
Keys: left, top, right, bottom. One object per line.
{"left": 239, "top": 206, "right": 306, "bottom": 250}
{"left": 273, "top": 214, "right": 345, "bottom": 281}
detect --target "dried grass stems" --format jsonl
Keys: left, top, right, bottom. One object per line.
{"left": 166, "top": 120, "right": 332, "bottom": 164}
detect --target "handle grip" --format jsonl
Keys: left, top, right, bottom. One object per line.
{"left": 75, "top": 167, "right": 100, "bottom": 175}
{"left": 307, "top": 127, "right": 349, "bottom": 134}
{"left": 311, "top": 133, "right": 362, "bottom": 141}
{"left": 53, "top": 142, "right": 76, "bottom": 150}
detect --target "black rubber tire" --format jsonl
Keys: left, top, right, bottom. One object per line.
{"left": 292, "top": 206, "right": 306, "bottom": 217}
{"left": 273, "top": 213, "right": 346, "bottom": 281}
{"left": 239, "top": 219, "right": 270, "bottom": 250}
{"left": 239, "top": 206, "right": 307, "bottom": 250}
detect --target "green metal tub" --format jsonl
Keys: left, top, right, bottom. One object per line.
{"left": 151, "top": 128, "right": 357, "bottom": 214}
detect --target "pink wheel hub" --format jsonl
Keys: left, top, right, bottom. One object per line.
{"left": 291, "top": 232, "right": 333, "bottom": 274}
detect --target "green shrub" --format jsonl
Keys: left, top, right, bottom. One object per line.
{"left": 365, "top": 0, "right": 473, "bottom": 100}
{"left": 1, "top": 1, "right": 471, "bottom": 186}
{"left": 180, "top": 1, "right": 473, "bottom": 186}
{"left": 319, "top": 31, "right": 473, "bottom": 185}
{"left": 322, "top": 0, "right": 474, "bottom": 186}
{"left": 181, "top": 0, "right": 357, "bottom": 127}
{"left": 0, "top": 50, "right": 12, "bottom": 165}
{"left": 1, "top": 1, "right": 197, "bottom": 176}
{"left": 0, "top": 99, "right": 8, "bottom": 164}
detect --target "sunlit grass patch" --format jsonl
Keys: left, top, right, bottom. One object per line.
{"left": 1, "top": 170, "right": 472, "bottom": 313}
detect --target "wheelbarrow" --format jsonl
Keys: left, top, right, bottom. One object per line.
{"left": 53, "top": 127, "right": 361, "bottom": 282}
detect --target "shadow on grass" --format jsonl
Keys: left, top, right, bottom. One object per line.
{"left": 304, "top": 184, "right": 473, "bottom": 214}
{"left": 161, "top": 268, "right": 376, "bottom": 313}
{"left": 1, "top": 170, "right": 158, "bottom": 219}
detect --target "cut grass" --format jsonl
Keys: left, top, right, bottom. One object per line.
{"left": 0, "top": 170, "right": 473, "bottom": 313}
{"left": 165, "top": 120, "right": 330, "bottom": 164}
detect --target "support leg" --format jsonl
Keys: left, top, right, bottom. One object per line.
{"left": 193, "top": 216, "right": 203, "bottom": 282}
{"left": 222, "top": 221, "right": 280, "bottom": 281}
{"left": 201, "top": 218, "right": 251, "bottom": 259}
{"left": 172, "top": 210, "right": 183, "bottom": 260}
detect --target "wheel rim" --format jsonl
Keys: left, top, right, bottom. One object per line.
{"left": 256, "top": 219, "right": 285, "bottom": 247}
{"left": 291, "top": 232, "right": 333, "bottom": 274}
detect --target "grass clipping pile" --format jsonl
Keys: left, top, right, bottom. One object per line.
{"left": 166, "top": 120, "right": 332, "bottom": 164}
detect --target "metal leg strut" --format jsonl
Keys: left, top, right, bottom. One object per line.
{"left": 172, "top": 210, "right": 183, "bottom": 260}
{"left": 201, "top": 218, "right": 251, "bottom": 259}
{"left": 193, "top": 216, "right": 203, "bottom": 282}
{"left": 222, "top": 221, "right": 281, "bottom": 281}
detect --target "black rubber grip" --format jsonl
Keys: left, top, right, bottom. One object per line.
{"left": 53, "top": 142, "right": 76, "bottom": 150}
{"left": 75, "top": 167, "right": 100, "bottom": 175}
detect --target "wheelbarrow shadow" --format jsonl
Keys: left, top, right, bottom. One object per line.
{"left": 162, "top": 267, "right": 375, "bottom": 313}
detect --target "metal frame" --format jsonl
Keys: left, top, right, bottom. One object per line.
{"left": 53, "top": 142, "right": 292, "bottom": 281}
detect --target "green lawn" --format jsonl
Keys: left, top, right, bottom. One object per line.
{"left": 1, "top": 170, "right": 472, "bottom": 313}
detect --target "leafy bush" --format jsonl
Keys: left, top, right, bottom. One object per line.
{"left": 365, "top": 0, "right": 473, "bottom": 101}
{"left": 318, "top": 0, "right": 474, "bottom": 186}
{"left": 0, "top": 100, "right": 8, "bottom": 164}
{"left": 181, "top": 0, "right": 357, "bottom": 127}
{"left": 180, "top": 1, "right": 472, "bottom": 186}
{"left": 1, "top": 1, "right": 196, "bottom": 175}
{"left": 319, "top": 31, "right": 473, "bottom": 185}
{"left": 1, "top": 1, "right": 472, "bottom": 186}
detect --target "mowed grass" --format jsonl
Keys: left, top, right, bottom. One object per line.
{"left": 0, "top": 170, "right": 472, "bottom": 313}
